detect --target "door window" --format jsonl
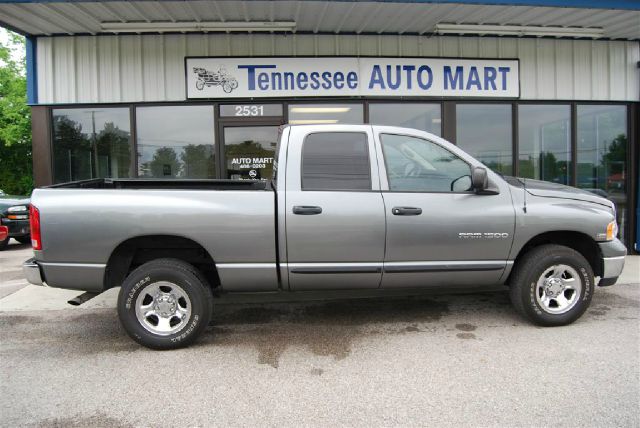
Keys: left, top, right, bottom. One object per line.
{"left": 380, "top": 134, "right": 471, "bottom": 192}
{"left": 301, "top": 132, "right": 371, "bottom": 191}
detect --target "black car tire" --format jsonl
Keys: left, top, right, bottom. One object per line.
{"left": 15, "top": 235, "right": 31, "bottom": 245}
{"left": 0, "top": 236, "right": 8, "bottom": 251}
{"left": 509, "top": 244, "right": 594, "bottom": 326}
{"left": 117, "top": 258, "right": 213, "bottom": 350}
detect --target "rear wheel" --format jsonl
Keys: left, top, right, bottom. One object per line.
{"left": 0, "top": 237, "right": 8, "bottom": 251}
{"left": 117, "top": 258, "right": 213, "bottom": 349}
{"left": 509, "top": 244, "right": 594, "bottom": 326}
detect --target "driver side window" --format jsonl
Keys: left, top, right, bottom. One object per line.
{"left": 380, "top": 134, "right": 472, "bottom": 192}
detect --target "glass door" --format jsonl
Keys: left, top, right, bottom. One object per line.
{"left": 221, "top": 125, "right": 281, "bottom": 180}
{"left": 217, "top": 103, "right": 284, "bottom": 180}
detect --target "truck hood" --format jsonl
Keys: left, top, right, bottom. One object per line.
{"left": 508, "top": 178, "right": 613, "bottom": 208}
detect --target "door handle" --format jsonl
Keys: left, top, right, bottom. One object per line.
{"left": 392, "top": 206, "right": 422, "bottom": 216}
{"left": 293, "top": 205, "right": 323, "bottom": 215}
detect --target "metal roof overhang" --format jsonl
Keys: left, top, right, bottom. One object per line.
{"left": 0, "top": 0, "right": 639, "bottom": 39}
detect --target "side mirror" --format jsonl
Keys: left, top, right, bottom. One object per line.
{"left": 471, "top": 167, "right": 488, "bottom": 192}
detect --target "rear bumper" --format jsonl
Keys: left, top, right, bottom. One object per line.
{"left": 23, "top": 258, "right": 44, "bottom": 286}
{"left": 1, "top": 218, "right": 30, "bottom": 237}
{"left": 22, "top": 258, "right": 105, "bottom": 291}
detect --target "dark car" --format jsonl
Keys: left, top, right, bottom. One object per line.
{"left": 0, "top": 189, "right": 31, "bottom": 250}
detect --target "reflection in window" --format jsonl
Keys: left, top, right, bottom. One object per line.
{"left": 369, "top": 103, "right": 441, "bottom": 136}
{"left": 456, "top": 104, "right": 512, "bottom": 175}
{"left": 136, "top": 106, "right": 215, "bottom": 179}
{"left": 288, "top": 104, "right": 363, "bottom": 124}
{"left": 518, "top": 105, "right": 571, "bottom": 184}
{"left": 381, "top": 134, "right": 471, "bottom": 192}
{"left": 577, "top": 105, "right": 627, "bottom": 238}
{"left": 224, "top": 126, "right": 279, "bottom": 180}
{"left": 52, "top": 108, "right": 131, "bottom": 183}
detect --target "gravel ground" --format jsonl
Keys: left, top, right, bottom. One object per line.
{"left": 1, "top": 245, "right": 639, "bottom": 427}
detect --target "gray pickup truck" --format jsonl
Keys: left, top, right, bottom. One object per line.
{"left": 23, "top": 124, "right": 626, "bottom": 349}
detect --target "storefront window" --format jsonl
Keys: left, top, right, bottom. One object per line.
{"left": 577, "top": 105, "right": 627, "bottom": 238}
{"left": 136, "top": 106, "right": 215, "bottom": 179}
{"left": 518, "top": 105, "right": 571, "bottom": 184}
{"left": 369, "top": 103, "right": 441, "bottom": 136}
{"left": 456, "top": 104, "right": 512, "bottom": 175}
{"left": 52, "top": 108, "right": 131, "bottom": 183}
{"left": 288, "top": 104, "right": 364, "bottom": 124}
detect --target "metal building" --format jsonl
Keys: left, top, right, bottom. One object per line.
{"left": 0, "top": 0, "right": 638, "bottom": 250}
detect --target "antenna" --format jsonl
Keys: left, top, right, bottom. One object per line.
{"left": 523, "top": 178, "right": 527, "bottom": 213}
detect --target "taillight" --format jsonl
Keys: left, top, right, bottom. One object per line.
{"left": 0, "top": 225, "right": 8, "bottom": 242}
{"left": 29, "top": 205, "right": 42, "bottom": 250}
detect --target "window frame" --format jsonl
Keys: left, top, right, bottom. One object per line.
{"left": 379, "top": 132, "right": 474, "bottom": 194}
{"left": 300, "top": 131, "right": 372, "bottom": 192}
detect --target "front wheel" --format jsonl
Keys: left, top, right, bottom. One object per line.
{"left": 509, "top": 244, "right": 594, "bottom": 326}
{"left": 117, "top": 258, "right": 213, "bottom": 349}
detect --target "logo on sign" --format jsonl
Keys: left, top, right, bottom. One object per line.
{"left": 249, "top": 170, "right": 257, "bottom": 178}
{"left": 193, "top": 66, "right": 239, "bottom": 93}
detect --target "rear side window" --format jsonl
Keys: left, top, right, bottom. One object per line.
{"left": 301, "top": 132, "right": 371, "bottom": 191}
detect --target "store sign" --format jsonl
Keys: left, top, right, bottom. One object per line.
{"left": 186, "top": 57, "right": 519, "bottom": 99}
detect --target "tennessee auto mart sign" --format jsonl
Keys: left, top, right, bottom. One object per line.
{"left": 186, "top": 57, "right": 520, "bottom": 99}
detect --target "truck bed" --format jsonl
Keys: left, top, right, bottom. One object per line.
{"left": 31, "top": 179, "right": 278, "bottom": 292}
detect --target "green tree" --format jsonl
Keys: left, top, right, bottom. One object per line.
{"left": 0, "top": 32, "right": 32, "bottom": 195}
{"left": 181, "top": 144, "right": 214, "bottom": 178}
{"left": 97, "top": 122, "right": 131, "bottom": 178}
{"left": 142, "top": 147, "right": 181, "bottom": 178}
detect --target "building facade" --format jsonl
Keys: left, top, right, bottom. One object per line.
{"left": 0, "top": 0, "right": 638, "bottom": 250}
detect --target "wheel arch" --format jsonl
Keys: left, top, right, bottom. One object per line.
{"left": 508, "top": 231, "right": 603, "bottom": 284}
{"left": 104, "top": 234, "right": 219, "bottom": 291}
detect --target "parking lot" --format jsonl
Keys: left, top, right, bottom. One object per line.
{"left": 1, "top": 242, "right": 639, "bottom": 427}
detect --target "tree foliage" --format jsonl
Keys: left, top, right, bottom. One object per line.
{"left": 0, "top": 32, "right": 32, "bottom": 195}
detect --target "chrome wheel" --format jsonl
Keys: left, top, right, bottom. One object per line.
{"left": 535, "top": 264, "right": 582, "bottom": 315}
{"left": 134, "top": 281, "right": 192, "bottom": 336}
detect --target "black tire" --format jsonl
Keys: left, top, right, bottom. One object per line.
{"left": 0, "top": 237, "right": 8, "bottom": 251}
{"left": 509, "top": 244, "right": 594, "bottom": 326}
{"left": 117, "top": 258, "right": 213, "bottom": 350}
{"left": 15, "top": 235, "right": 31, "bottom": 245}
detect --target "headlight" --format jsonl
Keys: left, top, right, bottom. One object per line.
{"left": 7, "top": 205, "right": 28, "bottom": 213}
{"left": 606, "top": 220, "right": 618, "bottom": 241}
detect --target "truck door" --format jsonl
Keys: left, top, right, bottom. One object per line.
{"left": 374, "top": 130, "right": 515, "bottom": 288}
{"left": 284, "top": 125, "right": 385, "bottom": 290}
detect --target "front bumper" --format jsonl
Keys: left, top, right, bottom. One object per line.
{"left": 598, "top": 239, "right": 627, "bottom": 286}
{"left": 1, "top": 218, "right": 30, "bottom": 237}
{"left": 23, "top": 258, "right": 44, "bottom": 286}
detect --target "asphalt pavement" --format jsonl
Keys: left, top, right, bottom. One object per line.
{"left": 1, "top": 243, "right": 639, "bottom": 427}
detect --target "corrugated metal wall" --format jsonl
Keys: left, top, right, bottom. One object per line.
{"left": 36, "top": 34, "right": 640, "bottom": 104}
